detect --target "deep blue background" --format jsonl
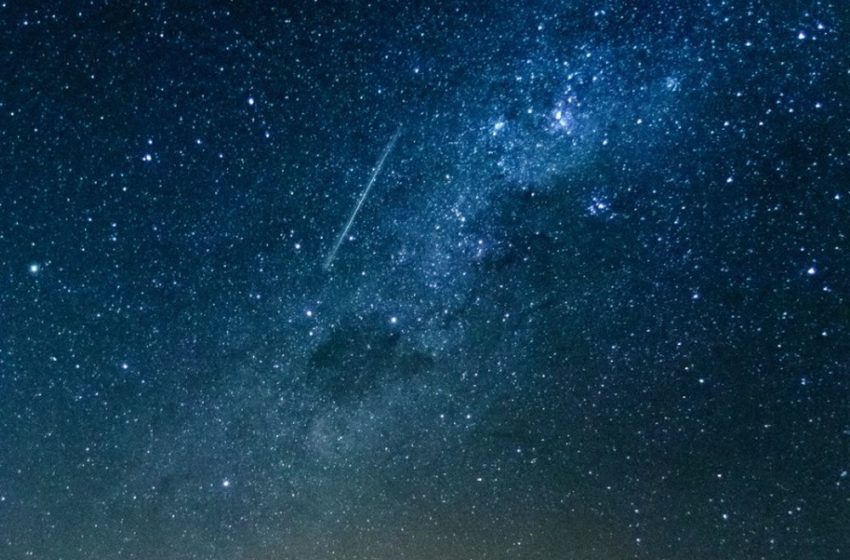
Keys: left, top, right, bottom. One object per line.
{"left": 1, "top": 1, "right": 848, "bottom": 558}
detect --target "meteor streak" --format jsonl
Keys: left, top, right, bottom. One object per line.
{"left": 323, "top": 126, "right": 402, "bottom": 270}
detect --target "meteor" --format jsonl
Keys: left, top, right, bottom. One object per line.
{"left": 323, "top": 126, "right": 402, "bottom": 270}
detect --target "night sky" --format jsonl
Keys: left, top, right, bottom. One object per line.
{"left": 1, "top": 1, "right": 849, "bottom": 559}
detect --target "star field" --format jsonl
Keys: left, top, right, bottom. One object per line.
{"left": 1, "top": 2, "right": 848, "bottom": 559}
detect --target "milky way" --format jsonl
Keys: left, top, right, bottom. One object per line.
{"left": 1, "top": 2, "right": 848, "bottom": 559}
